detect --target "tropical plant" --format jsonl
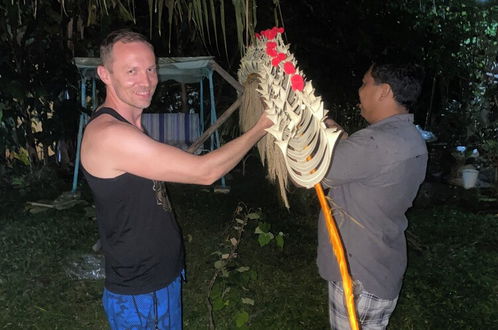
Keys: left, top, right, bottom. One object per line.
{"left": 0, "top": 1, "right": 80, "bottom": 167}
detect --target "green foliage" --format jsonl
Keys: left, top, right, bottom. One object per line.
{"left": 1, "top": 167, "right": 497, "bottom": 329}
{"left": 234, "top": 310, "right": 249, "bottom": 328}
{"left": 408, "top": 1, "right": 498, "bottom": 145}
{"left": 390, "top": 206, "right": 498, "bottom": 329}
{"left": 482, "top": 139, "right": 498, "bottom": 163}
{"left": 10, "top": 147, "right": 31, "bottom": 167}
{"left": 254, "top": 221, "right": 285, "bottom": 249}
{"left": 205, "top": 204, "right": 287, "bottom": 329}
{"left": 0, "top": 1, "right": 80, "bottom": 164}
{"left": 0, "top": 178, "right": 103, "bottom": 328}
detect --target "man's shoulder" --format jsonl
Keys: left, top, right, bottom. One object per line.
{"left": 87, "top": 114, "right": 134, "bottom": 136}
{"left": 364, "top": 118, "right": 423, "bottom": 145}
{"left": 346, "top": 126, "right": 386, "bottom": 146}
{"left": 346, "top": 120, "right": 427, "bottom": 162}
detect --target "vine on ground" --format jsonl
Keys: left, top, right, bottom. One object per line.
{"left": 206, "top": 202, "right": 285, "bottom": 329}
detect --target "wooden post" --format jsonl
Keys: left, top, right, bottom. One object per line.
{"left": 187, "top": 97, "right": 242, "bottom": 154}
{"left": 181, "top": 83, "right": 188, "bottom": 113}
{"left": 209, "top": 61, "right": 244, "bottom": 93}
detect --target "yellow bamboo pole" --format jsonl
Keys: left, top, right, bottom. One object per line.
{"left": 314, "top": 183, "right": 360, "bottom": 330}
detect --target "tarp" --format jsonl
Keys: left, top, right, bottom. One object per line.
{"left": 74, "top": 56, "right": 215, "bottom": 83}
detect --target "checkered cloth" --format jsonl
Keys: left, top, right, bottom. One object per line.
{"left": 328, "top": 281, "right": 398, "bottom": 330}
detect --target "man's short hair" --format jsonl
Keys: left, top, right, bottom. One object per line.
{"left": 100, "top": 29, "right": 154, "bottom": 67}
{"left": 370, "top": 63, "right": 425, "bottom": 110}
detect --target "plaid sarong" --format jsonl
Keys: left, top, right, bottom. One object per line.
{"left": 328, "top": 281, "right": 398, "bottom": 330}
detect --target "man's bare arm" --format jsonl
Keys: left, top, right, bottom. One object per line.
{"left": 81, "top": 113, "right": 272, "bottom": 185}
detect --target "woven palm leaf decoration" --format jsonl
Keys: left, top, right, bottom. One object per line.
{"left": 237, "top": 27, "right": 360, "bottom": 330}
{"left": 238, "top": 27, "right": 342, "bottom": 202}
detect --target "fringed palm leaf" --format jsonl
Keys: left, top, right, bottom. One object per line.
{"left": 238, "top": 27, "right": 342, "bottom": 208}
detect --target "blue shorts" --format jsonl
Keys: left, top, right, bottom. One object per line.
{"left": 103, "top": 272, "right": 183, "bottom": 329}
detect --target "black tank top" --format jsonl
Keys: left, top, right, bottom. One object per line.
{"left": 81, "top": 107, "right": 184, "bottom": 295}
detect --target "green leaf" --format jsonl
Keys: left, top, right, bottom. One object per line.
{"left": 257, "top": 222, "right": 271, "bottom": 233}
{"left": 258, "top": 232, "right": 274, "bottom": 247}
{"left": 214, "top": 260, "right": 225, "bottom": 269}
{"left": 234, "top": 310, "right": 249, "bottom": 328}
{"left": 275, "top": 232, "right": 284, "bottom": 249}
{"left": 241, "top": 297, "right": 254, "bottom": 305}
{"left": 236, "top": 266, "right": 250, "bottom": 272}
{"left": 212, "top": 296, "right": 226, "bottom": 311}
{"left": 246, "top": 212, "right": 260, "bottom": 220}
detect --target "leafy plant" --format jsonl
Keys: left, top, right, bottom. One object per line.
{"left": 254, "top": 221, "right": 284, "bottom": 249}
{"left": 206, "top": 203, "right": 285, "bottom": 329}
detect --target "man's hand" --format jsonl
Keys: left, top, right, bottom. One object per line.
{"left": 257, "top": 111, "right": 275, "bottom": 130}
{"left": 324, "top": 118, "right": 348, "bottom": 139}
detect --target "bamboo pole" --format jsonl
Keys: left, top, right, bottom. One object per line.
{"left": 315, "top": 183, "right": 360, "bottom": 330}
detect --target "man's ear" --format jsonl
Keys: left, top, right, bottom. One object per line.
{"left": 378, "top": 83, "right": 392, "bottom": 101}
{"left": 97, "top": 65, "right": 110, "bottom": 85}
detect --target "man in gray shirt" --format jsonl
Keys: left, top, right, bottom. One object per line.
{"left": 318, "top": 63, "right": 427, "bottom": 329}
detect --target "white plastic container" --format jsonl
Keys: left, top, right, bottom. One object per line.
{"left": 461, "top": 169, "right": 479, "bottom": 189}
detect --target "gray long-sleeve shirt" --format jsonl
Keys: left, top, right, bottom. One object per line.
{"left": 317, "top": 113, "right": 428, "bottom": 299}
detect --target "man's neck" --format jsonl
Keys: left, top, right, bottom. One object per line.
{"left": 369, "top": 102, "right": 408, "bottom": 124}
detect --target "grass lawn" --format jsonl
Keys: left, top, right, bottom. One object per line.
{"left": 1, "top": 159, "right": 497, "bottom": 329}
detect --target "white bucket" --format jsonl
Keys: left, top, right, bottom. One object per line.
{"left": 461, "top": 169, "right": 479, "bottom": 189}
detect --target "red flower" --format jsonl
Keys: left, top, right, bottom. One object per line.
{"left": 259, "top": 26, "right": 285, "bottom": 39}
{"left": 266, "top": 47, "right": 278, "bottom": 57}
{"left": 283, "top": 61, "right": 296, "bottom": 74}
{"left": 255, "top": 33, "right": 261, "bottom": 39}
{"left": 271, "top": 52, "right": 287, "bottom": 67}
{"left": 266, "top": 41, "right": 277, "bottom": 50}
{"left": 291, "top": 74, "right": 304, "bottom": 91}
{"left": 266, "top": 28, "right": 278, "bottom": 40}
{"left": 259, "top": 27, "right": 283, "bottom": 40}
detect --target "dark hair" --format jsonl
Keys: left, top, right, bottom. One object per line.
{"left": 370, "top": 63, "right": 425, "bottom": 110}
{"left": 100, "top": 29, "right": 154, "bottom": 67}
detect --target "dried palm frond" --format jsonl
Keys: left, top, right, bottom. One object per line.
{"left": 238, "top": 27, "right": 342, "bottom": 208}
{"left": 239, "top": 73, "right": 290, "bottom": 207}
